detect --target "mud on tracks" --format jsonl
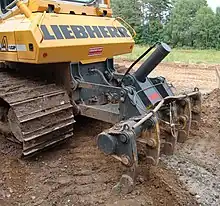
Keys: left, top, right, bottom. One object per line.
{"left": 0, "top": 69, "right": 75, "bottom": 156}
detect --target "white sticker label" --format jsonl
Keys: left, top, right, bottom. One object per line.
{"left": 0, "top": 44, "right": 27, "bottom": 52}
{"left": 16, "top": 44, "right": 27, "bottom": 51}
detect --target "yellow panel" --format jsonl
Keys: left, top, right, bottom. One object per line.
{"left": 35, "top": 13, "right": 134, "bottom": 64}
{"left": 0, "top": 30, "right": 17, "bottom": 62}
{"left": 15, "top": 31, "right": 37, "bottom": 60}
{"left": 37, "top": 42, "right": 133, "bottom": 64}
{"left": 0, "top": 12, "right": 134, "bottom": 64}
{"left": 0, "top": 52, "right": 18, "bottom": 62}
{"left": 0, "top": 33, "right": 15, "bottom": 45}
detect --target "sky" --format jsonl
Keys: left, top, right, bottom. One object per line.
{"left": 207, "top": 0, "right": 220, "bottom": 11}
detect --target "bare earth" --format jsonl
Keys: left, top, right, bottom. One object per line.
{"left": 0, "top": 61, "right": 220, "bottom": 206}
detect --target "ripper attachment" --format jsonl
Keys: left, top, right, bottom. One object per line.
{"left": 96, "top": 43, "right": 202, "bottom": 193}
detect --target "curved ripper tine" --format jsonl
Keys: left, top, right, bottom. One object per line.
{"left": 161, "top": 133, "right": 177, "bottom": 156}
{"left": 111, "top": 156, "right": 137, "bottom": 195}
{"left": 112, "top": 157, "right": 138, "bottom": 195}
{"left": 159, "top": 103, "right": 178, "bottom": 156}
{"left": 190, "top": 92, "right": 202, "bottom": 128}
{"left": 177, "top": 97, "right": 192, "bottom": 143}
{"left": 160, "top": 127, "right": 178, "bottom": 156}
{"left": 111, "top": 131, "right": 138, "bottom": 195}
{"left": 137, "top": 117, "right": 161, "bottom": 166}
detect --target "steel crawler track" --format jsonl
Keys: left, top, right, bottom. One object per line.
{"left": 0, "top": 68, "right": 75, "bottom": 156}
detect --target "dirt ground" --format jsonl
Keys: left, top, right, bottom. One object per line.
{"left": 0, "top": 62, "right": 220, "bottom": 206}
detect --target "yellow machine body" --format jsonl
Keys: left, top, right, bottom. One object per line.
{"left": 0, "top": 0, "right": 134, "bottom": 64}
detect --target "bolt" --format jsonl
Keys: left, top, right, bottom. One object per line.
{"left": 147, "top": 138, "right": 157, "bottom": 148}
{"left": 119, "top": 135, "right": 128, "bottom": 143}
{"left": 120, "top": 97, "right": 125, "bottom": 102}
{"left": 120, "top": 90, "right": 125, "bottom": 96}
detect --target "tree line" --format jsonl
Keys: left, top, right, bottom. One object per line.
{"left": 111, "top": 0, "right": 220, "bottom": 49}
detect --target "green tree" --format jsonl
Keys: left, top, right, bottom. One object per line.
{"left": 111, "top": 0, "right": 172, "bottom": 44}
{"left": 143, "top": 0, "right": 172, "bottom": 23}
{"left": 191, "top": 6, "right": 216, "bottom": 49}
{"left": 111, "top": 0, "right": 143, "bottom": 43}
{"left": 164, "top": 0, "right": 207, "bottom": 47}
{"left": 213, "top": 7, "right": 220, "bottom": 49}
{"left": 111, "top": 0, "right": 220, "bottom": 49}
{"left": 142, "top": 0, "right": 172, "bottom": 44}
{"left": 111, "top": 0, "right": 142, "bottom": 29}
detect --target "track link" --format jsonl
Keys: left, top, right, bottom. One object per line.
{"left": 0, "top": 68, "right": 75, "bottom": 156}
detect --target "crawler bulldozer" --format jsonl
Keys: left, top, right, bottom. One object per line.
{"left": 0, "top": 0, "right": 201, "bottom": 190}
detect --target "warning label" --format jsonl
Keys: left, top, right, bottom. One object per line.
{"left": 0, "top": 36, "right": 8, "bottom": 51}
{"left": 88, "top": 47, "right": 103, "bottom": 57}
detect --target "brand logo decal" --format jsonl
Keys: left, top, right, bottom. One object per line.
{"left": 40, "top": 25, "right": 131, "bottom": 40}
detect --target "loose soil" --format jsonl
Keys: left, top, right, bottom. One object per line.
{"left": 0, "top": 62, "right": 219, "bottom": 206}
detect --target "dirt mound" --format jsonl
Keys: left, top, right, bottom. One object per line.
{"left": 163, "top": 88, "right": 220, "bottom": 206}
{"left": 202, "top": 88, "right": 220, "bottom": 128}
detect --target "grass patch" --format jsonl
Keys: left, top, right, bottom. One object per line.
{"left": 117, "top": 45, "right": 220, "bottom": 64}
